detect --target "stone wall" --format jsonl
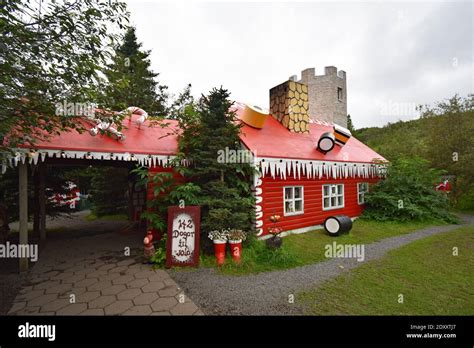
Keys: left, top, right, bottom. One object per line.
{"left": 269, "top": 80, "right": 310, "bottom": 133}
{"left": 299, "top": 66, "right": 347, "bottom": 128}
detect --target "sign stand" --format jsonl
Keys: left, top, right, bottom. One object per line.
{"left": 166, "top": 206, "right": 200, "bottom": 268}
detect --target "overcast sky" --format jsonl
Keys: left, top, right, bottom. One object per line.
{"left": 124, "top": 0, "right": 473, "bottom": 128}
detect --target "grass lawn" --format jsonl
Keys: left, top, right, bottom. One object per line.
{"left": 200, "top": 219, "right": 446, "bottom": 276}
{"left": 298, "top": 225, "right": 474, "bottom": 315}
{"left": 84, "top": 212, "right": 129, "bottom": 221}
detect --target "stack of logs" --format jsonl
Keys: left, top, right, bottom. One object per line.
{"left": 270, "top": 80, "right": 310, "bottom": 133}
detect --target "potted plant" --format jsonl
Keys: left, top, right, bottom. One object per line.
{"left": 227, "top": 229, "right": 247, "bottom": 263}
{"left": 266, "top": 214, "right": 283, "bottom": 249}
{"left": 208, "top": 230, "right": 228, "bottom": 266}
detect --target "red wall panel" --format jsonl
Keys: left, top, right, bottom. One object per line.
{"left": 146, "top": 166, "right": 184, "bottom": 201}
{"left": 260, "top": 175, "right": 380, "bottom": 236}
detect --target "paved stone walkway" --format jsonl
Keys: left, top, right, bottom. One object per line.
{"left": 7, "top": 232, "right": 202, "bottom": 315}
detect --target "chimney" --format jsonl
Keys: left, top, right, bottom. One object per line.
{"left": 269, "top": 80, "right": 310, "bottom": 133}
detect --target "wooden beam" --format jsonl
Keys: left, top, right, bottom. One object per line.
{"left": 39, "top": 164, "right": 46, "bottom": 241}
{"left": 33, "top": 168, "right": 40, "bottom": 237}
{"left": 19, "top": 161, "right": 28, "bottom": 272}
{"left": 44, "top": 158, "right": 136, "bottom": 168}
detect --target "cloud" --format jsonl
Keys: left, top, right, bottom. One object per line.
{"left": 125, "top": 0, "right": 473, "bottom": 128}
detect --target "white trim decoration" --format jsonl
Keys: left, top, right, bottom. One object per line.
{"left": 1, "top": 148, "right": 179, "bottom": 173}
{"left": 252, "top": 155, "right": 264, "bottom": 236}
{"left": 255, "top": 156, "right": 386, "bottom": 180}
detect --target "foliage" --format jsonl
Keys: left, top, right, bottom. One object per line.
{"left": 130, "top": 166, "right": 201, "bottom": 231}
{"left": 168, "top": 183, "right": 201, "bottom": 206}
{"left": 208, "top": 230, "right": 229, "bottom": 241}
{"left": 166, "top": 84, "right": 194, "bottom": 120}
{"left": 422, "top": 95, "right": 474, "bottom": 207}
{"left": 201, "top": 237, "right": 300, "bottom": 275}
{"left": 356, "top": 118, "right": 431, "bottom": 161}
{"left": 227, "top": 229, "right": 247, "bottom": 241}
{"left": 0, "top": 0, "right": 128, "bottom": 150}
{"left": 357, "top": 94, "right": 474, "bottom": 211}
{"left": 100, "top": 26, "right": 168, "bottom": 116}
{"left": 0, "top": 165, "right": 83, "bottom": 223}
{"left": 150, "top": 234, "right": 167, "bottom": 267}
{"left": 89, "top": 167, "right": 129, "bottom": 217}
{"left": 131, "top": 167, "right": 170, "bottom": 231}
{"left": 346, "top": 114, "right": 357, "bottom": 137}
{"left": 362, "top": 157, "right": 457, "bottom": 223}
{"left": 175, "top": 87, "right": 256, "bottom": 253}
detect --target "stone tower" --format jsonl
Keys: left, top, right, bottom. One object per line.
{"left": 297, "top": 66, "right": 347, "bottom": 128}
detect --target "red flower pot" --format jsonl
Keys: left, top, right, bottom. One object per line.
{"left": 213, "top": 240, "right": 227, "bottom": 266}
{"left": 229, "top": 240, "right": 242, "bottom": 263}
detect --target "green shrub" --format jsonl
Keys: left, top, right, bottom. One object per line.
{"left": 362, "top": 157, "right": 457, "bottom": 223}
{"left": 456, "top": 185, "right": 474, "bottom": 212}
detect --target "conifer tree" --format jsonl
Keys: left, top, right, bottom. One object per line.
{"left": 177, "top": 88, "right": 256, "bottom": 252}
{"left": 102, "top": 27, "right": 168, "bottom": 116}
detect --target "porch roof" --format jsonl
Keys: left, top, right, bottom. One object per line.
{"left": 23, "top": 114, "right": 179, "bottom": 156}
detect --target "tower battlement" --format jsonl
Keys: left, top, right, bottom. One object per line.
{"left": 297, "top": 66, "right": 347, "bottom": 127}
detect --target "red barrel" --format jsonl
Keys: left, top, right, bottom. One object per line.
{"left": 229, "top": 240, "right": 242, "bottom": 263}
{"left": 213, "top": 240, "right": 227, "bottom": 266}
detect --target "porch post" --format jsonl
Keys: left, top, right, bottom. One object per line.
{"left": 33, "top": 169, "right": 40, "bottom": 237}
{"left": 39, "top": 164, "right": 46, "bottom": 241}
{"left": 19, "top": 161, "right": 28, "bottom": 272}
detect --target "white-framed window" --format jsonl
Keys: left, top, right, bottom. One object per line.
{"left": 322, "top": 184, "right": 344, "bottom": 210}
{"left": 357, "top": 182, "right": 369, "bottom": 204}
{"left": 283, "top": 186, "right": 304, "bottom": 216}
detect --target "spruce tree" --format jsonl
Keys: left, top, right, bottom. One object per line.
{"left": 102, "top": 27, "right": 168, "bottom": 116}
{"left": 177, "top": 88, "right": 256, "bottom": 253}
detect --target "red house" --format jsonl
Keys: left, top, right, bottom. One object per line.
{"left": 234, "top": 100, "right": 384, "bottom": 238}
{"left": 7, "top": 66, "right": 385, "bottom": 252}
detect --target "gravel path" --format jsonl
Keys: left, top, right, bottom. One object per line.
{"left": 169, "top": 215, "right": 474, "bottom": 315}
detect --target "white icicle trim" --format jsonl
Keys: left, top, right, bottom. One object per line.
{"left": 1, "top": 149, "right": 183, "bottom": 170}
{"left": 256, "top": 157, "right": 386, "bottom": 180}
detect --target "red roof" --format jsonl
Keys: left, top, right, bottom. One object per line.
{"left": 26, "top": 115, "right": 179, "bottom": 156}
{"left": 25, "top": 105, "right": 384, "bottom": 164}
{"left": 233, "top": 103, "right": 385, "bottom": 163}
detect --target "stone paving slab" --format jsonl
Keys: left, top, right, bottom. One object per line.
{"left": 8, "top": 232, "right": 202, "bottom": 316}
